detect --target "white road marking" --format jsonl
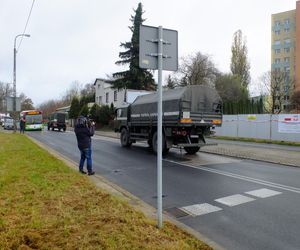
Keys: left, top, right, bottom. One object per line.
{"left": 181, "top": 203, "right": 222, "bottom": 216}
{"left": 245, "top": 188, "right": 282, "bottom": 198}
{"left": 215, "top": 194, "right": 255, "bottom": 207}
{"left": 164, "top": 159, "right": 300, "bottom": 195}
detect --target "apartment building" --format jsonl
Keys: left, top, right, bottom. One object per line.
{"left": 271, "top": 1, "right": 300, "bottom": 110}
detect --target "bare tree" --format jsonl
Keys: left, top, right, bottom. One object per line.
{"left": 61, "top": 80, "right": 82, "bottom": 104}
{"left": 259, "top": 71, "right": 292, "bottom": 114}
{"left": 179, "top": 52, "right": 219, "bottom": 87}
{"left": 0, "top": 81, "right": 13, "bottom": 113}
{"left": 291, "top": 90, "right": 300, "bottom": 112}
{"left": 38, "top": 99, "right": 67, "bottom": 119}
{"left": 19, "top": 93, "right": 35, "bottom": 110}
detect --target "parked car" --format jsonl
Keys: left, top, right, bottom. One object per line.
{"left": 3, "top": 117, "right": 15, "bottom": 130}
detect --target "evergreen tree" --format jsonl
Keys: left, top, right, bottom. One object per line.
{"left": 69, "top": 97, "right": 81, "bottom": 119}
{"left": 79, "top": 104, "right": 89, "bottom": 117}
{"left": 230, "top": 30, "right": 251, "bottom": 89}
{"left": 112, "top": 3, "right": 156, "bottom": 91}
{"left": 166, "top": 75, "right": 176, "bottom": 89}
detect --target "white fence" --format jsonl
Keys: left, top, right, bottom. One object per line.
{"left": 214, "top": 114, "right": 300, "bottom": 142}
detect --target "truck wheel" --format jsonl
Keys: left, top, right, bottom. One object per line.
{"left": 52, "top": 127, "right": 54, "bottom": 131}
{"left": 184, "top": 147, "right": 200, "bottom": 155}
{"left": 120, "top": 128, "right": 131, "bottom": 147}
{"left": 63, "top": 127, "right": 66, "bottom": 132}
{"left": 152, "top": 131, "right": 169, "bottom": 155}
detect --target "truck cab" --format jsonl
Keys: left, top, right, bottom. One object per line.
{"left": 48, "top": 112, "right": 67, "bottom": 132}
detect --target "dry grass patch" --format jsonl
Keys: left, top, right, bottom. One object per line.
{"left": 0, "top": 133, "right": 212, "bottom": 250}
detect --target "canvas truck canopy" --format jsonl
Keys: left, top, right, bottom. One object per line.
{"left": 130, "top": 85, "right": 222, "bottom": 116}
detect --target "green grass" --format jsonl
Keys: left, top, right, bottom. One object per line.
{"left": 0, "top": 133, "right": 211, "bottom": 250}
{"left": 211, "top": 135, "right": 300, "bottom": 146}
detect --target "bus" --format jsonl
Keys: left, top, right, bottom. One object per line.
{"left": 20, "top": 110, "right": 43, "bottom": 131}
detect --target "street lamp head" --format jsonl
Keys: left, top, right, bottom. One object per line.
{"left": 24, "top": 34, "right": 30, "bottom": 37}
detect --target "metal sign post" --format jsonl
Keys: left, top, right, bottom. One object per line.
{"left": 157, "top": 26, "right": 163, "bottom": 228}
{"left": 139, "top": 24, "right": 178, "bottom": 229}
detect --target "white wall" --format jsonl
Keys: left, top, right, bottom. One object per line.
{"left": 214, "top": 114, "right": 300, "bottom": 142}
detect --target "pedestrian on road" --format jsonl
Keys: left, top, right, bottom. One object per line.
{"left": 74, "top": 115, "right": 95, "bottom": 175}
{"left": 20, "top": 116, "right": 26, "bottom": 134}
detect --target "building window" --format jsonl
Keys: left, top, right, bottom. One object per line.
{"left": 275, "top": 30, "right": 280, "bottom": 35}
{"left": 275, "top": 58, "right": 280, "bottom": 64}
{"left": 284, "top": 47, "right": 290, "bottom": 53}
{"left": 275, "top": 49, "right": 280, "bottom": 54}
{"left": 114, "top": 90, "right": 117, "bottom": 102}
{"left": 274, "top": 40, "right": 280, "bottom": 45}
{"left": 284, "top": 28, "right": 290, "bottom": 33}
{"left": 275, "top": 21, "right": 281, "bottom": 26}
{"left": 284, "top": 39, "right": 291, "bottom": 44}
{"left": 99, "top": 96, "right": 102, "bottom": 104}
{"left": 284, "top": 18, "right": 290, "bottom": 25}
{"left": 284, "top": 57, "right": 290, "bottom": 63}
{"left": 106, "top": 93, "right": 109, "bottom": 103}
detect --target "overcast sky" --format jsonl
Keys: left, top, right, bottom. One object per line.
{"left": 0, "top": 0, "right": 297, "bottom": 106}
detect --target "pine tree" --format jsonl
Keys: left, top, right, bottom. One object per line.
{"left": 69, "top": 97, "right": 81, "bottom": 119}
{"left": 112, "top": 3, "right": 156, "bottom": 91}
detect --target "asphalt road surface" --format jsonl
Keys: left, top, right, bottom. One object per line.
{"left": 28, "top": 130, "right": 300, "bottom": 250}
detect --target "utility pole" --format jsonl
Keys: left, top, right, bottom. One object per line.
{"left": 13, "top": 34, "right": 30, "bottom": 114}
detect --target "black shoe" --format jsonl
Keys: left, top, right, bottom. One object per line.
{"left": 79, "top": 170, "right": 87, "bottom": 174}
{"left": 88, "top": 171, "right": 95, "bottom": 176}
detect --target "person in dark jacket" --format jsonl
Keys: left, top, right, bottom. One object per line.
{"left": 20, "top": 116, "right": 26, "bottom": 133}
{"left": 74, "top": 115, "right": 95, "bottom": 175}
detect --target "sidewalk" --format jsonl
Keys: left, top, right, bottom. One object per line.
{"left": 93, "top": 129, "right": 300, "bottom": 167}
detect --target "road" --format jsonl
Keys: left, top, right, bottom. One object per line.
{"left": 28, "top": 130, "right": 300, "bottom": 250}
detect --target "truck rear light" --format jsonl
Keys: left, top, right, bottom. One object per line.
{"left": 212, "top": 119, "right": 221, "bottom": 125}
{"left": 180, "top": 118, "right": 192, "bottom": 123}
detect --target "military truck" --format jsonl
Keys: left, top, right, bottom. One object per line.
{"left": 48, "top": 112, "right": 67, "bottom": 132}
{"left": 114, "top": 85, "right": 222, "bottom": 155}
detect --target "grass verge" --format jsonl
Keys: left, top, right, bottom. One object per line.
{"left": 0, "top": 132, "right": 211, "bottom": 250}
{"left": 211, "top": 135, "right": 300, "bottom": 147}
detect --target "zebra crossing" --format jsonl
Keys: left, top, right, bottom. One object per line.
{"left": 179, "top": 188, "right": 282, "bottom": 217}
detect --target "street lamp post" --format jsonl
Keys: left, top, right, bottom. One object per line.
{"left": 13, "top": 34, "right": 30, "bottom": 113}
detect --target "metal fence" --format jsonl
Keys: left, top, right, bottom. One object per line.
{"left": 214, "top": 114, "right": 300, "bottom": 142}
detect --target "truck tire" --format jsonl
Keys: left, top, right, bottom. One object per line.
{"left": 184, "top": 146, "right": 200, "bottom": 155}
{"left": 152, "top": 131, "right": 169, "bottom": 155}
{"left": 63, "top": 127, "right": 66, "bottom": 132}
{"left": 120, "top": 128, "right": 132, "bottom": 147}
